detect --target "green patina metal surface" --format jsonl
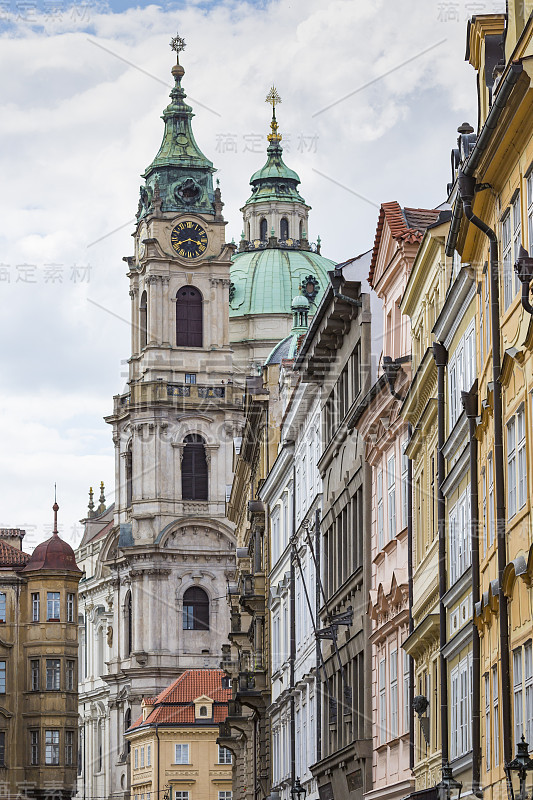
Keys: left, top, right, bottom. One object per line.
{"left": 244, "top": 139, "right": 306, "bottom": 206}
{"left": 137, "top": 65, "right": 215, "bottom": 219}
{"left": 230, "top": 248, "right": 334, "bottom": 319}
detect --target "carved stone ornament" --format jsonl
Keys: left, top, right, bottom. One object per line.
{"left": 174, "top": 177, "right": 202, "bottom": 205}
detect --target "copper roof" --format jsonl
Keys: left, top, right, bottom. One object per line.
{"left": 0, "top": 540, "right": 30, "bottom": 568}
{"left": 368, "top": 202, "right": 440, "bottom": 287}
{"left": 22, "top": 532, "right": 82, "bottom": 573}
{"left": 128, "top": 669, "right": 231, "bottom": 731}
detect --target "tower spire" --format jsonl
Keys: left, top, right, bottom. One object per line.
{"left": 137, "top": 31, "right": 215, "bottom": 220}
{"left": 265, "top": 86, "right": 282, "bottom": 143}
{"left": 52, "top": 486, "right": 59, "bottom": 536}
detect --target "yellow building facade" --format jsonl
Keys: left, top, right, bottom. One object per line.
{"left": 447, "top": 5, "right": 533, "bottom": 797}
{"left": 126, "top": 670, "right": 232, "bottom": 800}
{"left": 401, "top": 215, "right": 451, "bottom": 791}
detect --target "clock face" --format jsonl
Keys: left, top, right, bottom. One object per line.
{"left": 171, "top": 221, "right": 208, "bottom": 259}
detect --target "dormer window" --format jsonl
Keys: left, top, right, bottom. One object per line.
{"left": 193, "top": 695, "right": 213, "bottom": 719}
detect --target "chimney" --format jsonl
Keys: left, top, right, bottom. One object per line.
{"left": 0, "top": 529, "right": 25, "bottom": 551}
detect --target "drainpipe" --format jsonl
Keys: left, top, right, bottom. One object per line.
{"left": 407, "top": 422, "right": 414, "bottom": 771}
{"left": 461, "top": 386, "right": 481, "bottom": 796}
{"left": 457, "top": 170, "right": 511, "bottom": 766}
{"left": 290, "top": 466, "right": 296, "bottom": 788}
{"left": 155, "top": 724, "right": 160, "bottom": 800}
{"left": 432, "top": 341, "right": 448, "bottom": 765}
{"left": 315, "top": 509, "right": 322, "bottom": 764}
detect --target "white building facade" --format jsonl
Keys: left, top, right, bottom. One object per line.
{"left": 260, "top": 368, "right": 321, "bottom": 800}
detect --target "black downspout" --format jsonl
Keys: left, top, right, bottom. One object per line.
{"left": 155, "top": 723, "right": 161, "bottom": 800}
{"left": 315, "top": 509, "right": 322, "bottom": 764}
{"left": 462, "top": 386, "right": 481, "bottom": 796}
{"left": 290, "top": 466, "right": 296, "bottom": 787}
{"left": 458, "top": 171, "right": 512, "bottom": 766}
{"left": 407, "top": 422, "right": 415, "bottom": 771}
{"left": 432, "top": 342, "right": 448, "bottom": 766}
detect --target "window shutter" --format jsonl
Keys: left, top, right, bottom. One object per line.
{"left": 176, "top": 287, "right": 202, "bottom": 348}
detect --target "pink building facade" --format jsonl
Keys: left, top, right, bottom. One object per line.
{"left": 354, "top": 203, "right": 439, "bottom": 800}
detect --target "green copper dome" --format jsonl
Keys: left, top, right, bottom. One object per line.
{"left": 230, "top": 248, "right": 334, "bottom": 318}
{"left": 244, "top": 139, "right": 305, "bottom": 206}
{"left": 136, "top": 55, "right": 215, "bottom": 220}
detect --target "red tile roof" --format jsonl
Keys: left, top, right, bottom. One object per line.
{"left": 368, "top": 202, "right": 440, "bottom": 287}
{"left": 128, "top": 669, "right": 231, "bottom": 731}
{"left": 0, "top": 539, "right": 30, "bottom": 568}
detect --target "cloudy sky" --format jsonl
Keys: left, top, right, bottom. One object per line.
{"left": 0, "top": 0, "right": 504, "bottom": 549}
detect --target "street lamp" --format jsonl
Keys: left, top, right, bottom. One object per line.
{"left": 505, "top": 736, "right": 533, "bottom": 800}
{"left": 291, "top": 777, "right": 306, "bottom": 800}
{"left": 436, "top": 763, "right": 462, "bottom": 800}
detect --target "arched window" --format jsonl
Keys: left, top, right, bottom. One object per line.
{"left": 199, "top": 706, "right": 208, "bottom": 717}
{"left": 260, "top": 218, "right": 268, "bottom": 241}
{"left": 176, "top": 286, "right": 202, "bottom": 348}
{"left": 181, "top": 434, "right": 208, "bottom": 500}
{"left": 139, "top": 290, "right": 147, "bottom": 349}
{"left": 124, "top": 708, "right": 132, "bottom": 753}
{"left": 125, "top": 592, "right": 133, "bottom": 655}
{"left": 299, "top": 219, "right": 304, "bottom": 239}
{"left": 183, "top": 587, "right": 209, "bottom": 630}
{"left": 126, "top": 445, "right": 132, "bottom": 508}
{"left": 280, "top": 218, "right": 289, "bottom": 239}
{"left": 247, "top": 222, "right": 251, "bottom": 240}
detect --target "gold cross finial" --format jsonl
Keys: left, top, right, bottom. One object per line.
{"left": 266, "top": 86, "right": 281, "bottom": 108}
{"left": 266, "top": 86, "right": 282, "bottom": 143}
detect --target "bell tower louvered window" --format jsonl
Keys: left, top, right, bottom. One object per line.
{"left": 183, "top": 586, "right": 209, "bottom": 630}
{"left": 181, "top": 434, "right": 208, "bottom": 500}
{"left": 176, "top": 287, "right": 203, "bottom": 347}
{"left": 139, "top": 290, "right": 147, "bottom": 349}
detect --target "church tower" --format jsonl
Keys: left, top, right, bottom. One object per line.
{"left": 229, "top": 88, "right": 336, "bottom": 373}
{"left": 104, "top": 36, "right": 238, "bottom": 713}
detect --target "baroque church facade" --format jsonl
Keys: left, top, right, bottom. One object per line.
{"left": 76, "top": 40, "right": 334, "bottom": 800}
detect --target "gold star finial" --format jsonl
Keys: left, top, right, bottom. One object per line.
{"left": 266, "top": 86, "right": 282, "bottom": 143}
{"left": 170, "top": 33, "right": 186, "bottom": 55}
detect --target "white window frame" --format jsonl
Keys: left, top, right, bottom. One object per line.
{"left": 513, "top": 192, "right": 522, "bottom": 296}
{"left": 450, "top": 653, "right": 472, "bottom": 759}
{"left": 514, "top": 648, "right": 524, "bottom": 745}
{"left": 508, "top": 415, "right": 518, "bottom": 519}
{"left": 502, "top": 209, "right": 513, "bottom": 310}
{"left": 174, "top": 743, "right": 189, "bottom": 764}
{"left": 218, "top": 745, "right": 232, "bottom": 764}
{"left": 488, "top": 452, "right": 495, "bottom": 547}
{"left": 401, "top": 441, "right": 408, "bottom": 530}
{"left": 387, "top": 455, "right": 396, "bottom": 541}
{"left": 379, "top": 657, "right": 386, "bottom": 744}
{"left": 485, "top": 673, "right": 491, "bottom": 771}
{"left": 493, "top": 665, "right": 500, "bottom": 766}
{"left": 403, "top": 651, "right": 410, "bottom": 734}
{"left": 390, "top": 649, "right": 398, "bottom": 739}
{"left": 517, "top": 406, "right": 527, "bottom": 511}
{"left": 377, "top": 469, "right": 384, "bottom": 550}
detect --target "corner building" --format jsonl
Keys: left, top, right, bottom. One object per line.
{"left": 0, "top": 514, "right": 81, "bottom": 800}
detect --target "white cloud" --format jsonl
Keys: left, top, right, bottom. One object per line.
{"left": 0, "top": 0, "right": 501, "bottom": 546}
